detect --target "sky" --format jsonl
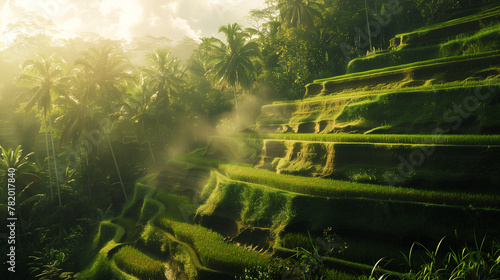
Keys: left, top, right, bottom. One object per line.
{"left": 0, "top": 0, "right": 267, "bottom": 44}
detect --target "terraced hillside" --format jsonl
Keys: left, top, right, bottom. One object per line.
{"left": 84, "top": 7, "right": 500, "bottom": 280}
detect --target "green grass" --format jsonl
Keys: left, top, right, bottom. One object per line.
{"left": 236, "top": 133, "right": 500, "bottom": 146}
{"left": 120, "top": 182, "right": 157, "bottom": 220}
{"left": 113, "top": 245, "right": 165, "bottom": 280}
{"left": 171, "top": 148, "right": 226, "bottom": 169}
{"left": 401, "top": 238, "right": 500, "bottom": 280}
{"left": 154, "top": 191, "right": 193, "bottom": 222}
{"left": 281, "top": 232, "right": 313, "bottom": 251}
{"left": 77, "top": 254, "right": 116, "bottom": 280}
{"left": 140, "top": 223, "right": 202, "bottom": 279}
{"left": 141, "top": 224, "right": 172, "bottom": 255}
{"left": 219, "top": 163, "right": 500, "bottom": 208}
{"left": 156, "top": 217, "right": 271, "bottom": 273}
{"left": 348, "top": 23, "right": 500, "bottom": 73}
{"left": 257, "top": 84, "right": 500, "bottom": 135}
{"left": 113, "top": 216, "right": 139, "bottom": 243}
{"left": 138, "top": 198, "right": 165, "bottom": 224}
{"left": 92, "top": 221, "right": 125, "bottom": 252}
{"left": 313, "top": 49, "right": 500, "bottom": 83}
{"left": 197, "top": 170, "right": 295, "bottom": 233}
{"left": 395, "top": 6, "right": 500, "bottom": 38}
{"left": 275, "top": 79, "right": 500, "bottom": 105}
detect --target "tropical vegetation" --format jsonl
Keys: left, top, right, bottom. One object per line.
{"left": 0, "top": 0, "right": 499, "bottom": 279}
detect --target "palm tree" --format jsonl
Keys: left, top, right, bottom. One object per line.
{"left": 74, "top": 46, "right": 133, "bottom": 110}
{"left": 142, "top": 49, "right": 186, "bottom": 109}
{"left": 117, "top": 79, "right": 159, "bottom": 164}
{"left": 54, "top": 78, "right": 100, "bottom": 196}
{"left": 17, "top": 54, "right": 66, "bottom": 205}
{"left": 204, "top": 23, "right": 261, "bottom": 107}
{"left": 277, "top": 0, "right": 323, "bottom": 28}
{"left": 74, "top": 46, "right": 133, "bottom": 201}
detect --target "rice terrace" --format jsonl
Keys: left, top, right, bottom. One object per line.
{"left": 1, "top": 0, "right": 500, "bottom": 279}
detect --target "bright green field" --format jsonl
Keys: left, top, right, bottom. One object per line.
{"left": 236, "top": 133, "right": 500, "bottom": 146}
{"left": 219, "top": 163, "right": 500, "bottom": 208}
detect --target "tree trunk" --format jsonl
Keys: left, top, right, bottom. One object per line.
{"left": 48, "top": 111, "right": 62, "bottom": 206}
{"left": 233, "top": 87, "right": 238, "bottom": 109}
{"left": 78, "top": 147, "right": 91, "bottom": 197}
{"left": 43, "top": 115, "right": 54, "bottom": 199}
{"left": 148, "top": 141, "right": 156, "bottom": 164}
{"left": 107, "top": 135, "right": 128, "bottom": 201}
{"left": 365, "top": 0, "right": 373, "bottom": 52}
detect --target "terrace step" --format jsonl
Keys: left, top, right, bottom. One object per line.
{"left": 348, "top": 22, "right": 500, "bottom": 74}
{"left": 111, "top": 245, "right": 166, "bottom": 280}
{"left": 389, "top": 5, "right": 500, "bottom": 49}
{"left": 201, "top": 168, "right": 500, "bottom": 263}
{"left": 305, "top": 51, "right": 500, "bottom": 98}
{"left": 248, "top": 138, "right": 500, "bottom": 191}
{"left": 257, "top": 84, "right": 500, "bottom": 135}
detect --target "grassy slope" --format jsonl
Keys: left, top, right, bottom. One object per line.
{"left": 219, "top": 163, "right": 500, "bottom": 208}
{"left": 394, "top": 5, "right": 500, "bottom": 38}
{"left": 81, "top": 178, "right": 273, "bottom": 279}
{"left": 348, "top": 23, "right": 500, "bottom": 73}
{"left": 256, "top": 84, "right": 500, "bottom": 135}
{"left": 82, "top": 8, "right": 500, "bottom": 279}
{"left": 313, "top": 50, "right": 500, "bottom": 83}
{"left": 235, "top": 133, "right": 500, "bottom": 145}
{"left": 195, "top": 166, "right": 500, "bottom": 275}
{"left": 276, "top": 79, "right": 500, "bottom": 104}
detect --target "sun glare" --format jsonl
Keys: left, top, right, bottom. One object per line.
{"left": 1, "top": 0, "right": 144, "bottom": 45}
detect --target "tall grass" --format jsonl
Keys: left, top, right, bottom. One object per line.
{"left": 77, "top": 254, "right": 115, "bottom": 280}
{"left": 237, "top": 133, "right": 500, "bottom": 146}
{"left": 219, "top": 164, "right": 500, "bottom": 208}
{"left": 113, "top": 245, "right": 165, "bottom": 279}
{"left": 258, "top": 85, "right": 500, "bottom": 136}
{"left": 315, "top": 50, "right": 500, "bottom": 83}
{"left": 347, "top": 23, "right": 500, "bottom": 74}
{"left": 157, "top": 218, "right": 271, "bottom": 273}
{"left": 402, "top": 237, "right": 500, "bottom": 279}
{"left": 274, "top": 79, "right": 500, "bottom": 105}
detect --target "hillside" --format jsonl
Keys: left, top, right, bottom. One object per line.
{"left": 82, "top": 6, "right": 500, "bottom": 280}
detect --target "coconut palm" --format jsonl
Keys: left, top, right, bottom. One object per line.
{"left": 74, "top": 46, "right": 133, "bottom": 201}
{"left": 16, "top": 54, "right": 66, "bottom": 205}
{"left": 54, "top": 79, "right": 101, "bottom": 196}
{"left": 141, "top": 49, "right": 186, "bottom": 109}
{"left": 74, "top": 46, "right": 133, "bottom": 110}
{"left": 126, "top": 79, "right": 159, "bottom": 163}
{"left": 204, "top": 23, "right": 261, "bottom": 107}
{"left": 277, "top": 0, "right": 323, "bottom": 28}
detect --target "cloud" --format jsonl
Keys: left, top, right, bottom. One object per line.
{"left": 0, "top": 0, "right": 266, "bottom": 44}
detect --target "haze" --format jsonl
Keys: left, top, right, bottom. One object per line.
{"left": 0, "top": 0, "right": 266, "bottom": 43}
